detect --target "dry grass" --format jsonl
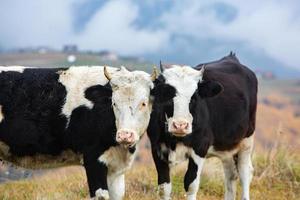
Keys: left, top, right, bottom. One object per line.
{"left": 0, "top": 145, "right": 299, "bottom": 200}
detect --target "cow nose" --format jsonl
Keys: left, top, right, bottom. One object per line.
{"left": 116, "top": 129, "right": 136, "bottom": 145}
{"left": 172, "top": 120, "right": 189, "bottom": 131}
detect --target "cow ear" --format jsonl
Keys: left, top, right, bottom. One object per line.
{"left": 198, "top": 80, "right": 223, "bottom": 98}
{"left": 151, "top": 83, "right": 176, "bottom": 103}
{"left": 85, "top": 85, "right": 112, "bottom": 103}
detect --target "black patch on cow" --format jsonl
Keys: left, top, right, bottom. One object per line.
{"left": 129, "top": 145, "right": 136, "bottom": 154}
{"left": 0, "top": 68, "right": 68, "bottom": 156}
{"left": 197, "top": 80, "right": 223, "bottom": 98}
{"left": 184, "top": 157, "right": 198, "bottom": 192}
{"left": 151, "top": 146, "right": 170, "bottom": 185}
{"left": 83, "top": 152, "right": 108, "bottom": 197}
{"left": 85, "top": 83, "right": 112, "bottom": 104}
{"left": 151, "top": 75, "right": 176, "bottom": 104}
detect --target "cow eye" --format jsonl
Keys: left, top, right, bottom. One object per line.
{"left": 142, "top": 102, "right": 146, "bottom": 107}
{"left": 112, "top": 102, "right": 116, "bottom": 107}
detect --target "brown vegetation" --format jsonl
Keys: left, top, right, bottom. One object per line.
{"left": 0, "top": 132, "right": 299, "bottom": 200}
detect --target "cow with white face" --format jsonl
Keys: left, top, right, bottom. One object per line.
{"left": 148, "top": 53, "right": 257, "bottom": 200}
{"left": 105, "top": 67, "right": 154, "bottom": 148}
{"left": 0, "top": 65, "right": 156, "bottom": 200}
{"left": 162, "top": 66, "right": 205, "bottom": 136}
{"left": 87, "top": 66, "right": 157, "bottom": 200}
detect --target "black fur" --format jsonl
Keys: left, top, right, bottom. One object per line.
{"left": 184, "top": 158, "right": 198, "bottom": 191}
{"left": 148, "top": 53, "right": 258, "bottom": 191}
{"left": 150, "top": 76, "right": 176, "bottom": 104}
{"left": 0, "top": 68, "right": 126, "bottom": 197}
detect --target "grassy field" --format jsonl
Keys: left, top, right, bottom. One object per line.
{"left": 0, "top": 52, "right": 299, "bottom": 199}
{"left": 0, "top": 143, "right": 299, "bottom": 200}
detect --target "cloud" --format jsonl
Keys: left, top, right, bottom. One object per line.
{"left": 74, "top": 0, "right": 169, "bottom": 55}
{"left": 0, "top": 0, "right": 74, "bottom": 48}
{"left": 0, "top": 0, "right": 299, "bottom": 72}
{"left": 158, "top": 0, "right": 300, "bottom": 69}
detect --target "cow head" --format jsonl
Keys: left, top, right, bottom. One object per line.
{"left": 104, "top": 66, "right": 157, "bottom": 147}
{"left": 151, "top": 65, "right": 223, "bottom": 137}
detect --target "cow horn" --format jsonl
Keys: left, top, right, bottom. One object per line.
{"left": 151, "top": 66, "right": 158, "bottom": 81}
{"left": 160, "top": 60, "right": 164, "bottom": 72}
{"left": 104, "top": 66, "right": 112, "bottom": 80}
{"left": 199, "top": 65, "right": 205, "bottom": 79}
{"left": 200, "top": 65, "right": 205, "bottom": 73}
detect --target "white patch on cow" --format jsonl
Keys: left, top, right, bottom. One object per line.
{"left": 162, "top": 144, "right": 205, "bottom": 200}
{"left": 162, "top": 66, "right": 203, "bottom": 134}
{"left": 107, "top": 174, "right": 125, "bottom": 200}
{"left": 186, "top": 150, "right": 205, "bottom": 200}
{"left": 95, "top": 188, "right": 109, "bottom": 200}
{"left": 207, "top": 135, "right": 254, "bottom": 200}
{"left": 58, "top": 66, "right": 117, "bottom": 123}
{"left": 98, "top": 145, "right": 137, "bottom": 176}
{"left": 207, "top": 135, "right": 254, "bottom": 160}
{"left": 237, "top": 135, "right": 254, "bottom": 200}
{"left": 158, "top": 182, "right": 172, "bottom": 200}
{"left": 222, "top": 157, "right": 238, "bottom": 200}
{"left": 0, "top": 66, "right": 32, "bottom": 73}
{"left": 168, "top": 143, "right": 190, "bottom": 166}
{"left": 207, "top": 146, "right": 240, "bottom": 159}
{"left": 0, "top": 105, "right": 4, "bottom": 123}
{"left": 109, "top": 67, "right": 154, "bottom": 143}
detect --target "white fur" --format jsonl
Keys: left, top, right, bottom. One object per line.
{"left": 98, "top": 145, "right": 137, "bottom": 176}
{"left": 186, "top": 151, "right": 205, "bottom": 200}
{"left": 108, "top": 174, "right": 125, "bottom": 200}
{"left": 0, "top": 66, "right": 31, "bottom": 73}
{"left": 158, "top": 182, "right": 172, "bottom": 200}
{"left": 58, "top": 66, "right": 117, "bottom": 124}
{"left": 222, "top": 157, "right": 238, "bottom": 200}
{"left": 0, "top": 105, "right": 4, "bottom": 123}
{"left": 207, "top": 146, "right": 240, "bottom": 159}
{"left": 95, "top": 188, "right": 109, "bottom": 200}
{"left": 168, "top": 143, "right": 190, "bottom": 166}
{"left": 162, "top": 66, "right": 203, "bottom": 134}
{"left": 109, "top": 67, "right": 154, "bottom": 142}
{"left": 98, "top": 145, "right": 137, "bottom": 200}
{"left": 164, "top": 143, "right": 205, "bottom": 200}
{"left": 237, "top": 135, "right": 254, "bottom": 200}
{"left": 207, "top": 135, "right": 254, "bottom": 200}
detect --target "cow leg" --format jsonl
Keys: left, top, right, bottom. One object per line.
{"left": 83, "top": 155, "right": 109, "bottom": 200}
{"left": 237, "top": 136, "right": 254, "bottom": 200}
{"left": 107, "top": 173, "right": 125, "bottom": 200}
{"left": 221, "top": 156, "right": 239, "bottom": 200}
{"left": 184, "top": 151, "right": 205, "bottom": 200}
{"left": 152, "top": 148, "right": 171, "bottom": 200}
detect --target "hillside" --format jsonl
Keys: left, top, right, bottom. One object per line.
{"left": 0, "top": 52, "right": 299, "bottom": 199}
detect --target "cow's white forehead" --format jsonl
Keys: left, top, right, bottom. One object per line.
{"left": 163, "top": 65, "right": 202, "bottom": 80}
{"left": 163, "top": 65, "right": 202, "bottom": 96}
{"left": 110, "top": 68, "right": 153, "bottom": 90}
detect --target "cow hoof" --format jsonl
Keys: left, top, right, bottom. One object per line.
{"left": 95, "top": 188, "right": 109, "bottom": 200}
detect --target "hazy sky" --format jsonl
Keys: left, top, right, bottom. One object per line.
{"left": 0, "top": 0, "right": 300, "bottom": 75}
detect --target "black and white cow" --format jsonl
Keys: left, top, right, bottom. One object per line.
{"left": 148, "top": 53, "right": 257, "bottom": 200}
{"left": 0, "top": 65, "right": 156, "bottom": 199}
